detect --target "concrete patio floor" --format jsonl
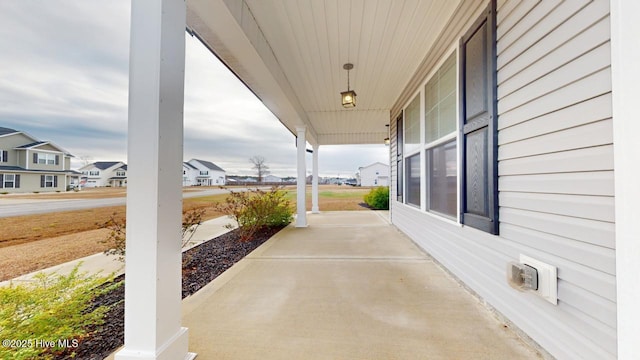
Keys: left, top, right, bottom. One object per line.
{"left": 179, "top": 211, "right": 543, "bottom": 359}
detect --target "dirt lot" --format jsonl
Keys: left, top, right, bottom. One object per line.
{"left": 0, "top": 185, "right": 378, "bottom": 281}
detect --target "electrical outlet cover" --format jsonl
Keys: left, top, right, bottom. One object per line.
{"left": 520, "top": 255, "right": 558, "bottom": 305}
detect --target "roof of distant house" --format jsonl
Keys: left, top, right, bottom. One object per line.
{"left": 183, "top": 162, "right": 198, "bottom": 170}
{"left": 0, "top": 127, "right": 19, "bottom": 136}
{"left": 191, "top": 159, "right": 225, "bottom": 172}
{"left": 15, "top": 141, "right": 47, "bottom": 149}
{"left": 359, "top": 161, "right": 389, "bottom": 170}
{"left": 93, "top": 161, "right": 123, "bottom": 170}
{"left": 0, "top": 165, "right": 79, "bottom": 174}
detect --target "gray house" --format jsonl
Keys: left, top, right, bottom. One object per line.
{"left": 0, "top": 126, "right": 77, "bottom": 193}
{"left": 116, "top": 1, "right": 640, "bottom": 359}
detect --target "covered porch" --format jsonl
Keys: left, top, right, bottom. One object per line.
{"left": 117, "top": 0, "right": 640, "bottom": 359}
{"left": 182, "top": 211, "right": 540, "bottom": 359}
{"left": 110, "top": 211, "right": 540, "bottom": 359}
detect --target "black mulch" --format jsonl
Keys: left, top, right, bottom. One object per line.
{"left": 56, "top": 226, "right": 284, "bottom": 360}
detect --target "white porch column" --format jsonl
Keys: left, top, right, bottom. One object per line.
{"left": 311, "top": 144, "right": 319, "bottom": 213}
{"left": 115, "top": 1, "right": 194, "bottom": 359}
{"left": 611, "top": 1, "right": 640, "bottom": 359}
{"left": 296, "top": 126, "right": 307, "bottom": 227}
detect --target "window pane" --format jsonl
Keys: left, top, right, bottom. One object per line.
{"left": 425, "top": 53, "right": 457, "bottom": 143}
{"left": 406, "top": 154, "right": 421, "bottom": 206}
{"left": 404, "top": 95, "right": 420, "bottom": 152}
{"left": 428, "top": 140, "right": 457, "bottom": 217}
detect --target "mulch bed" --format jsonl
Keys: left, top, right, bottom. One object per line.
{"left": 56, "top": 226, "right": 284, "bottom": 360}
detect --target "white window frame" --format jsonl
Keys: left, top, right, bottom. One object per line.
{"left": 37, "top": 153, "right": 56, "bottom": 165}
{"left": 44, "top": 175, "right": 55, "bottom": 188}
{"left": 400, "top": 47, "right": 461, "bottom": 222}
{"left": 3, "top": 174, "right": 16, "bottom": 188}
{"left": 89, "top": 170, "right": 100, "bottom": 176}
{"left": 116, "top": 171, "right": 126, "bottom": 177}
{"left": 0, "top": 150, "right": 6, "bottom": 162}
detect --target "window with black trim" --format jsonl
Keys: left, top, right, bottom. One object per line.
{"left": 36, "top": 153, "right": 58, "bottom": 165}
{"left": 1, "top": 174, "right": 20, "bottom": 188}
{"left": 459, "top": 0, "right": 498, "bottom": 234}
{"left": 41, "top": 175, "right": 58, "bottom": 188}
{"left": 396, "top": 113, "right": 404, "bottom": 202}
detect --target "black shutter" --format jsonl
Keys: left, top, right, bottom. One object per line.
{"left": 2, "top": 150, "right": 7, "bottom": 162}
{"left": 15, "top": 174, "right": 20, "bottom": 188}
{"left": 33, "top": 153, "right": 38, "bottom": 164}
{"left": 459, "top": 0, "right": 498, "bottom": 235}
{"left": 40, "top": 175, "right": 45, "bottom": 188}
{"left": 0, "top": 174, "right": 3, "bottom": 188}
{"left": 54, "top": 176, "right": 58, "bottom": 187}
{"left": 396, "top": 112, "right": 404, "bottom": 202}
{"left": 55, "top": 155, "right": 59, "bottom": 165}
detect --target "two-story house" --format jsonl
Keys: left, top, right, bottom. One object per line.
{"left": 186, "top": 159, "right": 225, "bottom": 186}
{"left": 0, "top": 126, "right": 78, "bottom": 193}
{"left": 78, "top": 161, "right": 127, "bottom": 187}
{"left": 358, "top": 162, "right": 389, "bottom": 187}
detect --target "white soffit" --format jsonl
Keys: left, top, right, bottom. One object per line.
{"left": 187, "top": 0, "right": 460, "bottom": 145}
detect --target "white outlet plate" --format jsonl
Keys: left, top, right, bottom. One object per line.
{"left": 520, "top": 255, "right": 558, "bottom": 305}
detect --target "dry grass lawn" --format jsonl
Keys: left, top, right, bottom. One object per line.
{"left": 0, "top": 186, "right": 377, "bottom": 281}
{"left": 0, "top": 229, "right": 112, "bottom": 281}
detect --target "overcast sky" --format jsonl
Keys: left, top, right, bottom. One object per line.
{"left": 0, "top": 1, "right": 388, "bottom": 178}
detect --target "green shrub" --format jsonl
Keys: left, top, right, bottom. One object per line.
{"left": 0, "top": 266, "right": 119, "bottom": 359}
{"left": 364, "top": 187, "right": 389, "bottom": 210}
{"left": 215, "top": 187, "right": 293, "bottom": 241}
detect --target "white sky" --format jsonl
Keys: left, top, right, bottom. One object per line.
{"left": 0, "top": 1, "right": 388, "bottom": 178}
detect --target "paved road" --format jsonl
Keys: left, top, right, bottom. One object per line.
{"left": 0, "top": 188, "right": 236, "bottom": 218}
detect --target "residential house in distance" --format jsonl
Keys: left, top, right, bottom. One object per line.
{"left": 358, "top": 162, "right": 389, "bottom": 187}
{"left": 182, "top": 162, "right": 198, "bottom": 186}
{"left": 0, "top": 126, "right": 78, "bottom": 193}
{"left": 79, "top": 161, "right": 127, "bottom": 188}
{"left": 263, "top": 174, "right": 283, "bottom": 183}
{"left": 186, "top": 159, "right": 225, "bottom": 186}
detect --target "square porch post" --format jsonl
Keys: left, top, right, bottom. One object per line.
{"left": 312, "top": 144, "right": 319, "bottom": 213}
{"left": 611, "top": 0, "right": 640, "bottom": 358}
{"left": 296, "top": 126, "right": 307, "bottom": 227}
{"left": 115, "top": 0, "right": 195, "bottom": 359}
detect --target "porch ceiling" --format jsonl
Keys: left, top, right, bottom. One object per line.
{"left": 186, "top": 0, "right": 460, "bottom": 145}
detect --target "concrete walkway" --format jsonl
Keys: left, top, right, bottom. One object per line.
{"left": 177, "top": 211, "right": 542, "bottom": 359}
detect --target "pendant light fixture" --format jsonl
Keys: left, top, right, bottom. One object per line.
{"left": 341, "top": 63, "right": 356, "bottom": 108}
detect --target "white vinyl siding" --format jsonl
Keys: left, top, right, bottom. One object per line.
{"left": 390, "top": 1, "right": 615, "bottom": 359}
{"left": 498, "top": 0, "right": 615, "bottom": 358}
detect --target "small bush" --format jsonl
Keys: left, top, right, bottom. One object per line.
{"left": 0, "top": 266, "right": 119, "bottom": 359}
{"left": 364, "top": 187, "right": 389, "bottom": 210}
{"left": 215, "top": 187, "right": 293, "bottom": 242}
{"left": 98, "top": 207, "right": 207, "bottom": 261}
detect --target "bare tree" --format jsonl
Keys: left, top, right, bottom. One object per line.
{"left": 79, "top": 155, "right": 93, "bottom": 166}
{"left": 249, "top": 155, "right": 270, "bottom": 182}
